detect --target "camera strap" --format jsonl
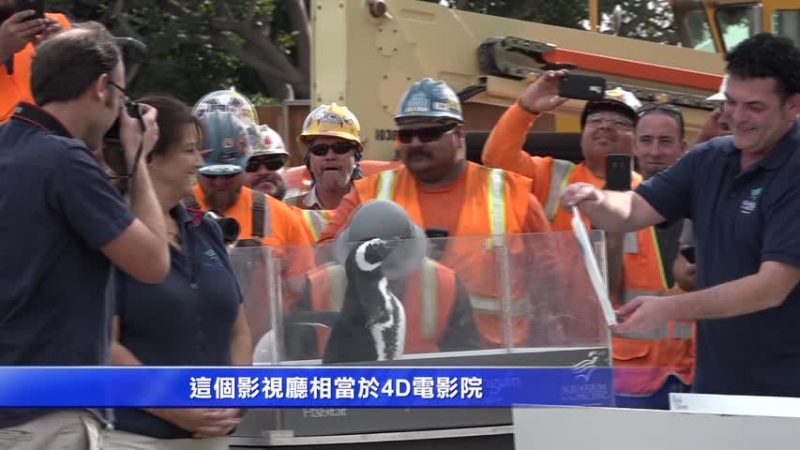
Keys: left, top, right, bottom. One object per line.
{"left": 11, "top": 102, "right": 73, "bottom": 138}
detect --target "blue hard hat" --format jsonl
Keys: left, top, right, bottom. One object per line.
{"left": 394, "top": 77, "right": 463, "bottom": 124}
{"left": 197, "top": 112, "right": 252, "bottom": 176}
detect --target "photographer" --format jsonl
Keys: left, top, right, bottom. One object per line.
{"left": 0, "top": 23, "right": 168, "bottom": 446}
{"left": 0, "top": 0, "right": 71, "bottom": 122}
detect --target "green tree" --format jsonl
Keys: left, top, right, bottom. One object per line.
{"left": 597, "top": 0, "right": 678, "bottom": 44}
{"left": 450, "top": 0, "right": 588, "bottom": 29}
{"left": 44, "top": 0, "right": 309, "bottom": 104}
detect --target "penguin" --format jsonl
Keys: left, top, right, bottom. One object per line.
{"left": 323, "top": 238, "right": 406, "bottom": 363}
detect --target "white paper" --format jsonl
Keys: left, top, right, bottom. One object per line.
{"left": 570, "top": 207, "right": 617, "bottom": 327}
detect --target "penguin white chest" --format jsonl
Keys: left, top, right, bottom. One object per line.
{"left": 370, "top": 277, "right": 406, "bottom": 361}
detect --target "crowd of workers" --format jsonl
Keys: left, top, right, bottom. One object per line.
{"left": 2, "top": 2, "right": 800, "bottom": 448}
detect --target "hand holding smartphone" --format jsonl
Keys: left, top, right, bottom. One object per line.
{"left": 559, "top": 74, "right": 607, "bottom": 101}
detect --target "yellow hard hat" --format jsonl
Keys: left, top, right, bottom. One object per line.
{"left": 298, "top": 103, "right": 362, "bottom": 149}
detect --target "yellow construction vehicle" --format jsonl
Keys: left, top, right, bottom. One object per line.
{"left": 308, "top": 0, "right": 728, "bottom": 164}
{"left": 277, "top": 0, "right": 797, "bottom": 196}
{"left": 667, "top": 0, "right": 800, "bottom": 54}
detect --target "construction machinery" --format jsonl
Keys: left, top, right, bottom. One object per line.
{"left": 668, "top": 0, "right": 800, "bottom": 54}
{"left": 308, "top": 0, "right": 728, "bottom": 164}
{"left": 279, "top": 0, "right": 798, "bottom": 187}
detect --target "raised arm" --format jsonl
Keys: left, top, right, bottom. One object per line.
{"left": 102, "top": 104, "right": 169, "bottom": 283}
{"left": 482, "top": 71, "right": 569, "bottom": 182}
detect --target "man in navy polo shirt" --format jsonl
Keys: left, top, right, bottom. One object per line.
{"left": 0, "top": 23, "right": 169, "bottom": 444}
{"left": 562, "top": 32, "right": 800, "bottom": 397}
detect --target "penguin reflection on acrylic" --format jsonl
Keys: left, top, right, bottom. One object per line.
{"left": 323, "top": 238, "right": 407, "bottom": 363}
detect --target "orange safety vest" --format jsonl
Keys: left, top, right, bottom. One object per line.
{"left": 538, "top": 160, "right": 695, "bottom": 395}
{"left": 299, "top": 209, "right": 334, "bottom": 242}
{"left": 0, "top": 13, "right": 72, "bottom": 122}
{"left": 308, "top": 258, "right": 457, "bottom": 355}
{"left": 354, "top": 162, "right": 533, "bottom": 347}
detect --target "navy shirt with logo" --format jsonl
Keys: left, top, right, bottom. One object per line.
{"left": 636, "top": 121, "right": 800, "bottom": 396}
{"left": 114, "top": 204, "right": 243, "bottom": 439}
{"left": 0, "top": 104, "right": 135, "bottom": 427}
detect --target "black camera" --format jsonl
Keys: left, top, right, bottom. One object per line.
{"left": 205, "top": 212, "right": 241, "bottom": 245}
{"left": 102, "top": 37, "right": 148, "bottom": 192}
{"left": 103, "top": 100, "right": 144, "bottom": 191}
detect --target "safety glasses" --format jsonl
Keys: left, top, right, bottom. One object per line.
{"left": 245, "top": 157, "right": 285, "bottom": 172}
{"left": 308, "top": 142, "right": 357, "bottom": 157}
{"left": 396, "top": 123, "right": 458, "bottom": 144}
{"left": 637, "top": 103, "right": 685, "bottom": 132}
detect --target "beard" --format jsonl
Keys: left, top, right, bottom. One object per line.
{"left": 205, "top": 189, "right": 241, "bottom": 213}
{"left": 253, "top": 174, "right": 287, "bottom": 200}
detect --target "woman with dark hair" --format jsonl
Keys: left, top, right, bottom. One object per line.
{"left": 108, "top": 95, "right": 251, "bottom": 450}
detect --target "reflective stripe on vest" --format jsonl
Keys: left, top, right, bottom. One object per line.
{"left": 544, "top": 160, "right": 577, "bottom": 222}
{"left": 421, "top": 259, "right": 438, "bottom": 339}
{"left": 487, "top": 168, "right": 507, "bottom": 247}
{"left": 302, "top": 210, "right": 331, "bottom": 242}
{"left": 375, "top": 168, "right": 508, "bottom": 238}
{"left": 323, "top": 260, "right": 439, "bottom": 339}
{"left": 377, "top": 170, "right": 398, "bottom": 200}
{"left": 469, "top": 294, "right": 531, "bottom": 316}
{"left": 648, "top": 225, "right": 670, "bottom": 290}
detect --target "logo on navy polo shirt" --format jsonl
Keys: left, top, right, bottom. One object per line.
{"left": 739, "top": 187, "right": 763, "bottom": 215}
{"left": 202, "top": 248, "right": 224, "bottom": 270}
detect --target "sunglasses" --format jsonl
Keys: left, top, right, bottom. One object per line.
{"left": 245, "top": 158, "right": 285, "bottom": 172}
{"left": 637, "top": 103, "right": 685, "bottom": 131}
{"left": 308, "top": 142, "right": 356, "bottom": 157}
{"left": 396, "top": 123, "right": 458, "bottom": 144}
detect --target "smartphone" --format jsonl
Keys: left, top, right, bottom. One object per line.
{"left": 559, "top": 74, "right": 606, "bottom": 101}
{"left": 604, "top": 154, "right": 632, "bottom": 191}
{"left": 14, "top": 0, "right": 45, "bottom": 20}
{"left": 680, "top": 246, "right": 696, "bottom": 264}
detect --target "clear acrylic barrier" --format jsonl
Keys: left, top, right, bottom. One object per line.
{"left": 229, "top": 231, "right": 614, "bottom": 441}
{"left": 260, "top": 230, "right": 611, "bottom": 364}
{"left": 228, "top": 245, "right": 279, "bottom": 363}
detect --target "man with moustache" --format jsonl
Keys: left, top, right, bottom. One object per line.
{"left": 321, "top": 78, "right": 551, "bottom": 346}
{"left": 244, "top": 124, "right": 290, "bottom": 200}
{"left": 0, "top": 0, "right": 71, "bottom": 122}
{"left": 482, "top": 75, "right": 693, "bottom": 408}
{"left": 562, "top": 33, "right": 800, "bottom": 397}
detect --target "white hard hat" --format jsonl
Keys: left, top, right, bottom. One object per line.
{"left": 249, "top": 124, "right": 289, "bottom": 159}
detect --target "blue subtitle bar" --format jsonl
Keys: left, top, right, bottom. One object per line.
{"left": 0, "top": 367, "right": 613, "bottom": 408}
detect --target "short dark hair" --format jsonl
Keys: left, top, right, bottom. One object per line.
{"left": 636, "top": 103, "right": 686, "bottom": 140}
{"left": 136, "top": 94, "right": 203, "bottom": 160}
{"left": 31, "top": 22, "right": 121, "bottom": 106}
{"left": 726, "top": 32, "right": 800, "bottom": 100}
